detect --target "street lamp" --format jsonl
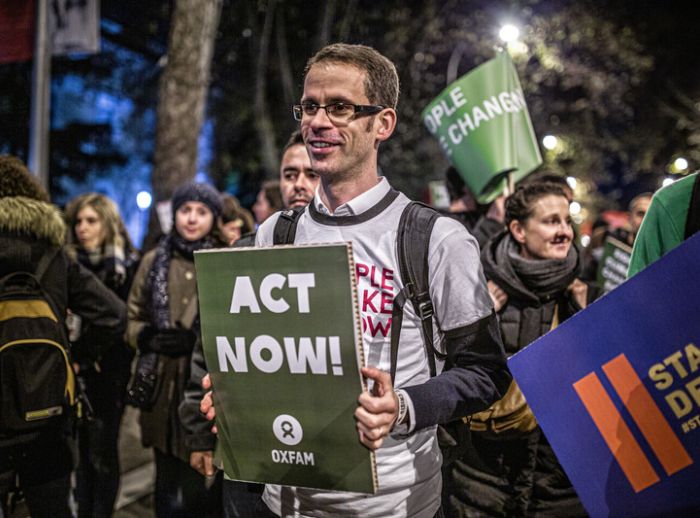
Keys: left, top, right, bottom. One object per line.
{"left": 542, "top": 135, "right": 558, "bottom": 150}
{"left": 136, "top": 190, "right": 152, "bottom": 210}
{"left": 499, "top": 24, "right": 520, "bottom": 43}
{"left": 674, "top": 157, "right": 688, "bottom": 172}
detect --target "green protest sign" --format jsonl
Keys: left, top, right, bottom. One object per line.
{"left": 596, "top": 236, "right": 632, "bottom": 293}
{"left": 422, "top": 50, "right": 542, "bottom": 203}
{"left": 194, "top": 243, "right": 377, "bottom": 494}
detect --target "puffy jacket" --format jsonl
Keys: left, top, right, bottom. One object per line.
{"left": 0, "top": 196, "right": 127, "bottom": 451}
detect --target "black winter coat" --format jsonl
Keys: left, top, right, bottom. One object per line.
{"left": 0, "top": 196, "right": 127, "bottom": 478}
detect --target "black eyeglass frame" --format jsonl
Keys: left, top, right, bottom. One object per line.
{"left": 292, "top": 102, "right": 385, "bottom": 122}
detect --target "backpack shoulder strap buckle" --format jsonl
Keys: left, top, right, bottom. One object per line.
{"left": 416, "top": 298, "right": 434, "bottom": 320}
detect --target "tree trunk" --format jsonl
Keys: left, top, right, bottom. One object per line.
{"left": 275, "top": 10, "right": 296, "bottom": 110}
{"left": 144, "top": 0, "right": 222, "bottom": 250}
{"left": 337, "top": 0, "right": 357, "bottom": 42}
{"left": 254, "top": 0, "right": 279, "bottom": 177}
{"left": 315, "top": 0, "right": 336, "bottom": 51}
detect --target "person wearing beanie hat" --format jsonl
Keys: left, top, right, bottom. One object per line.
{"left": 0, "top": 157, "right": 127, "bottom": 517}
{"left": 125, "top": 180, "right": 224, "bottom": 517}
{"left": 171, "top": 182, "right": 223, "bottom": 221}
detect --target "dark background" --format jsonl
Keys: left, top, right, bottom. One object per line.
{"left": 1, "top": 0, "right": 698, "bottom": 245}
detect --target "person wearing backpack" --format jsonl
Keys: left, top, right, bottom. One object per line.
{"left": 125, "top": 182, "right": 225, "bottom": 518}
{"left": 64, "top": 193, "right": 140, "bottom": 518}
{"left": 0, "top": 156, "right": 127, "bottom": 518}
{"left": 443, "top": 182, "right": 598, "bottom": 517}
{"left": 198, "top": 43, "right": 511, "bottom": 518}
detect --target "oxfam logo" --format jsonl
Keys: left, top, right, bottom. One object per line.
{"left": 272, "top": 414, "right": 303, "bottom": 446}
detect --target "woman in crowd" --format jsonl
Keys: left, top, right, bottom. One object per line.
{"left": 444, "top": 182, "right": 597, "bottom": 517}
{"left": 219, "top": 193, "right": 255, "bottom": 245}
{"left": 126, "top": 182, "right": 224, "bottom": 517}
{"left": 251, "top": 180, "right": 282, "bottom": 225}
{"left": 64, "top": 193, "right": 140, "bottom": 517}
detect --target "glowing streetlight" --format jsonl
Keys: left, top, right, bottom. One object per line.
{"left": 674, "top": 157, "right": 688, "bottom": 172}
{"left": 499, "top": 24, "right": 520, "bottom": 43}
{"left": 542, "top": 135, "right": 558, "bottom": 150}
{"left": 136, "top": 191, "right": 152, "bottom": 210}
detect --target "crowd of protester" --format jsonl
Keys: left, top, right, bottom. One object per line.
{"left": 0, "top": 41, "right": 688, "bottom": 518}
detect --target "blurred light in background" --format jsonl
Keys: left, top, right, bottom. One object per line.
{"left": 570, "top": 201, "right": 582, "bottom": 215}
{"left": 542, "top": 135, "right": 558, "bottom": 150}
{"left": 566, "top": 176, "right": 578, "bottom": 190}
{"left": 136, "top": 190, "right": 152, "bottom": 210}
{"left": 674, "top": 157, "right": 688, "bottom": 172}
{"left": 662, "top": 177, "right": 675, "bottom": 188}
{"left": 499, "top": 24, "right": 520, "bottom": 43}
{"left": 580, "top": 234, "right": 591, "bottom": 248}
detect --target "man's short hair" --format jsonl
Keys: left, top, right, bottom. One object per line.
{"left": 304, "top": 43, "right": 399, "bottom": 109}
{"left": 282, "top": 130, "right": 305, "bottom": 154}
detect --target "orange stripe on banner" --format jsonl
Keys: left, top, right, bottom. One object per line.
{"left": 573, "top": 372, "right": 660, "bottom": 493}
{"left": 603, "top": 353, "right": 693, "bottom": 476}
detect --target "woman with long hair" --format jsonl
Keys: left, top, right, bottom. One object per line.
{"left": 252, "top": 180, "right": 283, "bottom": 225}
{"left": 64, "top": 193, "right": 140, "bottom": 518}
{"left": 219, "top": 193, "right": 255, "bottom": 245}
{"left": 444, "top": 182, "right": 597, "bottom": 517}
{"left": 126, "top": 182, "right": 224, "bottom": 517}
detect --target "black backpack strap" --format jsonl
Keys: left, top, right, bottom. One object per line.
{"left": 390, "top": 202, "right": 443, "bottom": 384}
{"left": 684, "top": 173, "right": 700, "bottom": 239}
{"left": 35, "top": 247, "right": 61, "bottom": 281}
{"left": 273, "top": 207, "right": 305, "bottom": 245}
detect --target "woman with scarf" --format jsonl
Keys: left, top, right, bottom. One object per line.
{"left": 444, "top": 182, "right": 597, "bottom": 517}
{"left": 126, "top": 182, "right": 223, "bottom": 517}
{"left": 65, "top": 193, "right": 140, "bottom": 517}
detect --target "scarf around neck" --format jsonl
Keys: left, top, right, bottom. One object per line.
{"left": 148, "top": 232, "right": 214, "bottom": 329}
{"left": 492, "top": 233, "right": 580, "bottom": 303}
{"left": 76, "top": 242, "right": 127, "bottom": 290}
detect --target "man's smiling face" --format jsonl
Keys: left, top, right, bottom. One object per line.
{"left": 299, "top": 62, "right": 378, "bottom": 180}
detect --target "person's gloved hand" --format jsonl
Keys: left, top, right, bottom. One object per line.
{"left": 136, "top": 326, "right": 156, "bottom": 352}
{"left": 150, "top": 328, "right": 197, "bottom": 356}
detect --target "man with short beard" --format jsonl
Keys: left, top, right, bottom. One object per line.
{"left": 278, "top": 130, "right": 320, "bottom": 210}
{"left": 235, "top": 131, "right": 319, "bottom": 247}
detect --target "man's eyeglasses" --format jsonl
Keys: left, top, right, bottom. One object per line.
{"left": 292, "top": 102, "right": 385, "bottom": 124}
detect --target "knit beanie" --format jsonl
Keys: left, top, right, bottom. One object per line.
{"left": 171, "top": 182, "right": 222, "bottom": 219}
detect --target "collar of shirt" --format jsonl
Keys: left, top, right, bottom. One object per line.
{"left": 314, "top": 177, "right": 390, "bottom": 217}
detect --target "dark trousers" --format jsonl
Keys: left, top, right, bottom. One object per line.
{"left": 0, "top": 436, "right": 74, "bottom": 518}
{"left": 75, "top": 399, "right": 124, "bottom": 517}
{"left": 222, "top": 480, "right": 263, "bottom": 518}
{"left": 154, "top": 449, "right": 222, "bottom": 518}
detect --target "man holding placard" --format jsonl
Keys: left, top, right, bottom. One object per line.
{"left": 202, "top": 43, "right": 510, "bottom": 518}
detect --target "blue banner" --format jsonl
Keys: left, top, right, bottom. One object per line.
{"left": 509, "top": 233, "right": 700, "bottom": 517}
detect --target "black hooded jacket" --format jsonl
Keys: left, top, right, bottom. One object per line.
{"left": 0, "top": 196, "right": 127, "bottom": 449}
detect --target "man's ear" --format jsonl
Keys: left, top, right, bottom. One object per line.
{"left": 375, "top": 108, "right": 397, "bottom": 143}
{"left": 509, "top": 219, "right": 527, "bottom": 245}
